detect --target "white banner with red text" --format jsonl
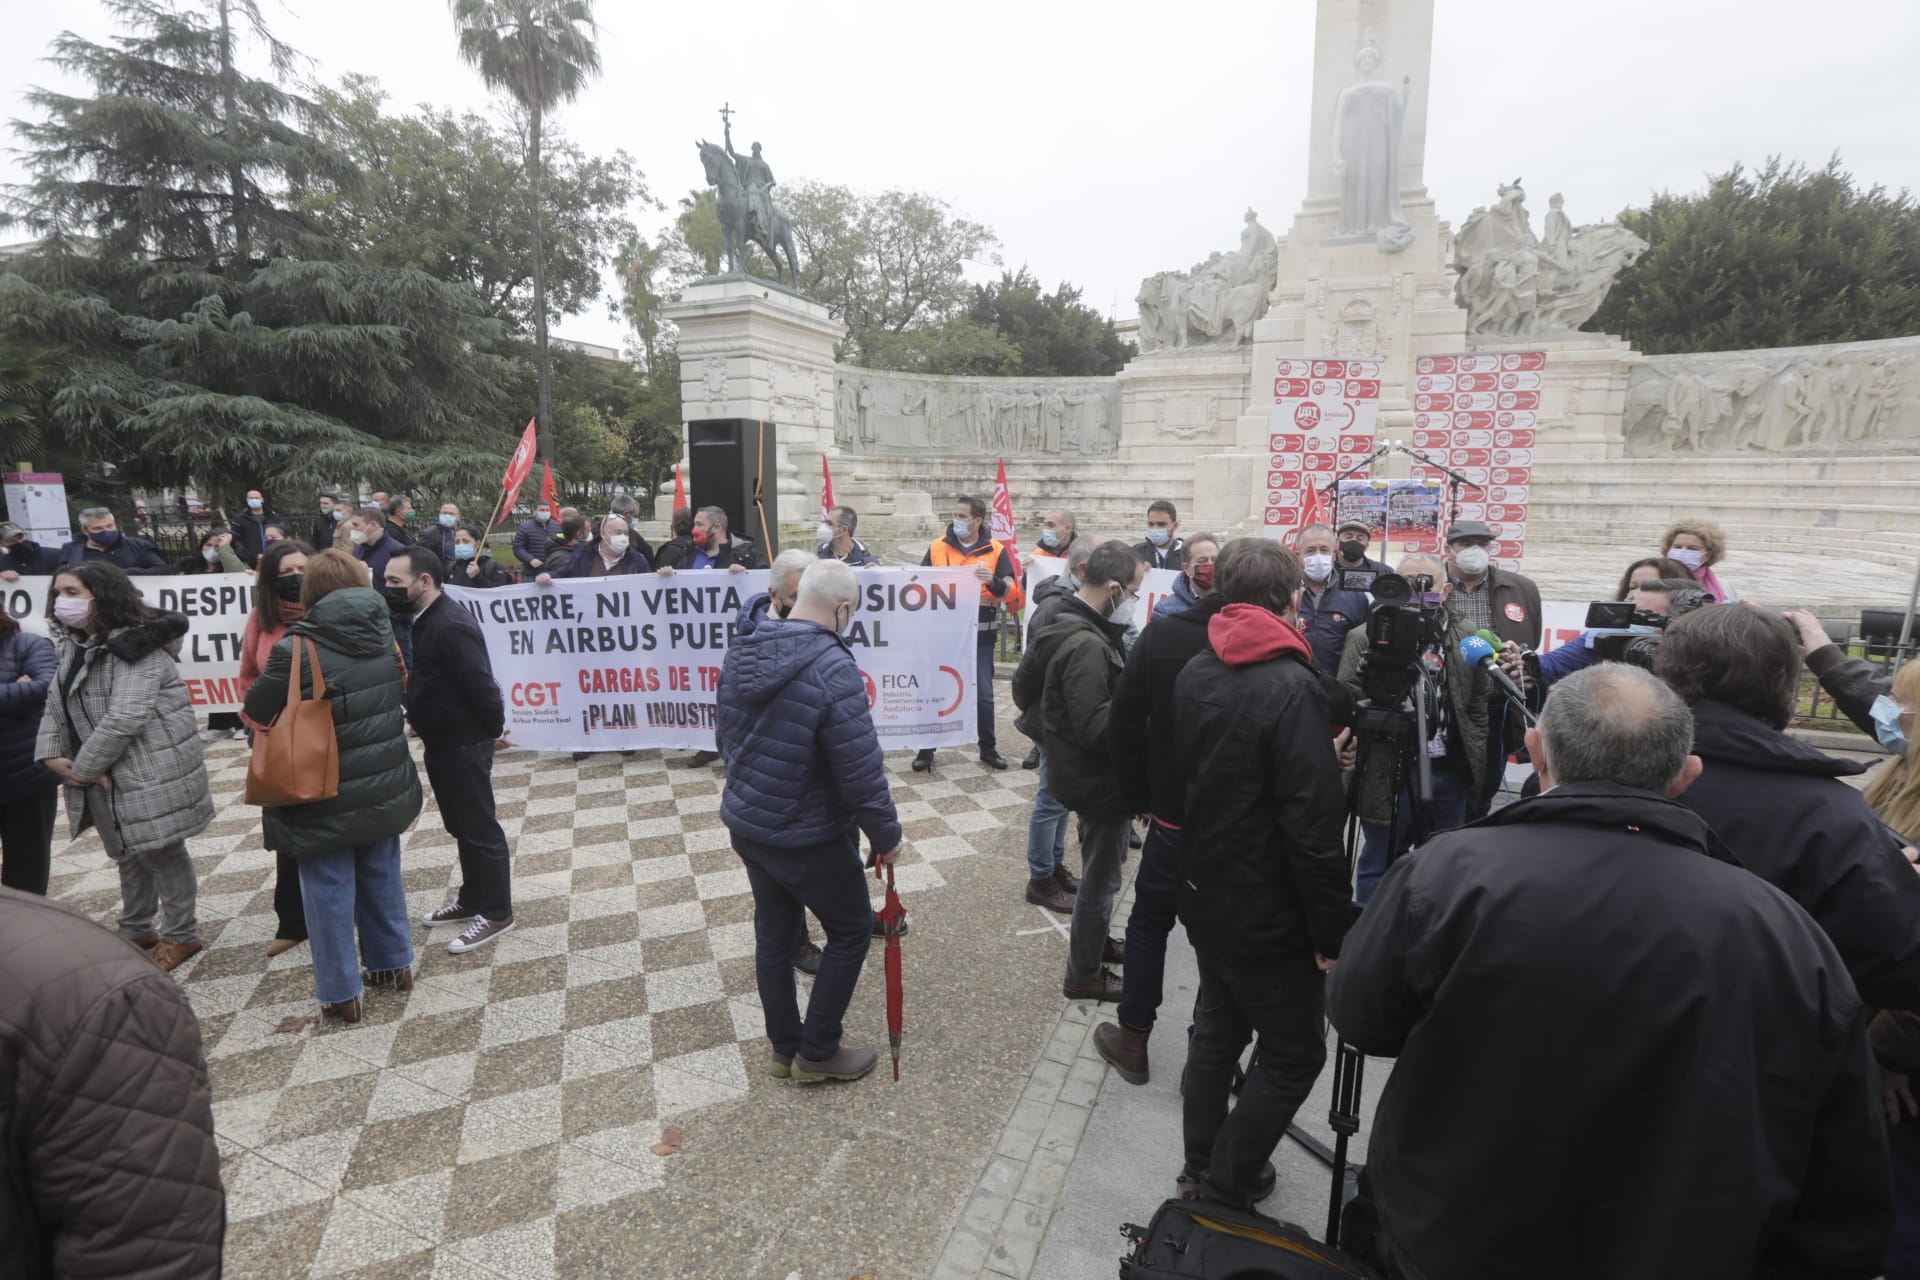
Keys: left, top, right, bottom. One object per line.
{"left": 445, "top": 568, "right": 981, "bottom": 751}
{"left": 2, "top": 569, "right": 984, "bottom": 751}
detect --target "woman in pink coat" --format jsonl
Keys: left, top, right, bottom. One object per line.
{"left": 239, "top": 539, "right": 313, "bottom": 956}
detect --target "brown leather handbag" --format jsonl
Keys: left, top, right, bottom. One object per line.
{"left": 245, "top": 636, "right": 340, "bottom": 806}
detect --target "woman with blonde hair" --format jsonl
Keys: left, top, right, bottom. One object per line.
{"left": 1659, "top": 519, "right": 1738, "bottom": 603}
{"left": 243, "top": 548, "right": 420, "bottom": 1023}
{"left": 1862, "top": 660, "right": 1920, "bottom": 1277}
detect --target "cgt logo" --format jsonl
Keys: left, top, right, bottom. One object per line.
{"left": 511, "top": 681, "right": 563, "bottom": 708}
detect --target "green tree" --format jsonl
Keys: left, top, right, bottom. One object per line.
{"left": 777, "top": 181, "right": 1001, "bottom": 363}
{"left": 667, "top": 189, "right": 727, "bottom": 280}
{"left": 961, "top": 268, "right": 1134, "bottom": 376}
{"left": 1588, "top": 156, "right": 1920, "bottom": 353}
{"left": 2, "top": 0, "right": 516, "bottom": 500}
{"left": 307, "top": 75, "right": 645, "bottom": 331}
{"left": 613, "top": 233, "right": 669, "bottom": 368}
{"left": 451, "top": 0, "right": 602, "bottom": 468}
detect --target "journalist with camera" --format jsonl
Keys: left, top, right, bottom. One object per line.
{"left": 1337, "top": 554, "right": 1488, "bottom": 904}
{"left": 1508, "top": 578, "right": 1714, "bottom": 696}
{"left": 1329, "top": 664, "right": 1890, "bottom": 1280}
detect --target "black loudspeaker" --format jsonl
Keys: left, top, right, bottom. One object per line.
{"left": 688, "top": 418, "right": 780, "bottom": 558}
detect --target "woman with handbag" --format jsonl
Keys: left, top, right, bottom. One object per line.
{"left": 35, "top": 562, "right": 214, "bottom": 970}
{"left": 238, "top": 539, "right": 314, "bottom": 957}
{"left": 243, "top": 549, "right": 421, "bottom": 1023}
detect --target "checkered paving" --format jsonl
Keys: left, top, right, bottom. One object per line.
{"left": 44, "top": 735, "right": 1044, "bottom": 1278}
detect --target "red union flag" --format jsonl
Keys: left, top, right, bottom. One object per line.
{"left": 502, "top": 417, "right": 537, "bottom": 492}
{"left": 498, "top": 417, "right": 539, "bottom": 516}
{"left": 821, "top": 455, "right": 836, "bottom": 519}
{"left": 990, "top": 457, "right": 1019, "bottom": 561}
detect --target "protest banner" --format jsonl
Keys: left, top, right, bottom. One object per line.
{"left": 1267, "top": 357, "right": 1381, "bottom": 542}
{"left": 5, "top": 574, "right": 258, "bottom": 712}
{"left": 446, "top": 568, "right": 981, "bottom": 752}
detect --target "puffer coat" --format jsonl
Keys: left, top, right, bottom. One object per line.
{"left": 0, "top": 889, "right": 225, "bottom": 1279}
{"left": 0, "top": 630, "right": 59, "bottom": 803}
{"left": 36, "top": 613, "right": 215, "bottom": 855}
{"left": 242, "top": 587, "right": 422, "bottom": 858}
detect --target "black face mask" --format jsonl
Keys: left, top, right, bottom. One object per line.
{"left": 380, "top": 584, "right": 417, "bottom": 615}
{"left": 276, "top": 574, "right": 304, "bottom": 602}
{"left": 1338, "top": 539, "right": 1366, "bottom": 563}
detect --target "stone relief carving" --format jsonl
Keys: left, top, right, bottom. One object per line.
{"left": 1332, "top": 28, "right": 1413, "bottom": 250}
{"left": 1136, "top": 210, "right": 1280, "bottom": 353}
{"left": 829, "top": 371, "right": 1120, "bottom": 457}
{"left": 1453, "top": 182, "right": 1647, "bottom": 337}
{"left": 1625, "top": 347, "right": 1915, "bottom": 456}
{"left": 701, "top": 357, "right": 727, "bottom": 409}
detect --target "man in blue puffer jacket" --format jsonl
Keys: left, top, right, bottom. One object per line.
{"left": 717, "top": 558, "right": 902, "bottom": 1085}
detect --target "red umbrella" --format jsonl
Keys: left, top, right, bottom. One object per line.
{"left": 875, "top": 860, "right": 908, "bottom": 1080}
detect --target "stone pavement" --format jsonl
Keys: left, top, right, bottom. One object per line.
{"left": 46, "top": 708, "right": 1096, "bottom": 1280}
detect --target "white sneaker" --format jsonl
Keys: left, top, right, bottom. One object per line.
{"left": 230, "top": 727, "right": 249, "bottom": 740}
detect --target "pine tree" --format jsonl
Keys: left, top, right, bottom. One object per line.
{"left": 1, "top": 0, "right": 520, "bottom": 499}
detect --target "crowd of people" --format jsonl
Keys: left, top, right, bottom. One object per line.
{"left": 3, "top": 475, "right": 1917, "bottom": 1276}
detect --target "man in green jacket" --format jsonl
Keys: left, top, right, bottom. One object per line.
{"left": 1012, "top": 541, "right": 1144, "bottom": 1003}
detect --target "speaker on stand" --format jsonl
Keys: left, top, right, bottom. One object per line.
{"left": 687, "top": 418, "right": 780, "bottom": 559}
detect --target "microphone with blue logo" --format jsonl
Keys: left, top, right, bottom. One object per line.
{"left": 1458, "top": 632, "right": 1539, "bottom": 724}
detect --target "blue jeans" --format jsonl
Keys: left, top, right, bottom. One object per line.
{"left": 296, "top": 835, "right": 414, "bottom": 1004}
{"left": 1024, "top": 754, "right": 1070, "bottom": 879}
{"left": 732, "top": 829, "right": 874, "bottom": 1062}
{"left": 1116, "top": 821, "right": 1181, "bottom": 1032}
{"left": 1357, "top": 763, "right": 1472, "bottom": 904}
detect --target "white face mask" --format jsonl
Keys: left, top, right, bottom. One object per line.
{"left": 817, "top": 523, "right": 836, "bottom": 544}
{"left": 1667, "top": 546, "right": 1705, "bottom": 569}
{"left": 607, "top": 534, "right": 630, "bottom": 554}
{"left": 246, "top": 497, "right": 262, "bottom": 510}
{"left": 1303, "top": 553, "right": 1333, "bottom": 582}
{"left": 1454, "top": 546, "right": 1491, "bottom": 576}
{"left": 349, "top": 528, "right": 369, "bottom": 545}
{"left": 201, "top": 547, "right": 220, "bottom": 563}
{"left": 1107, "top": 587, "right": 1138, "bottom": 628}
{"left": 536, "top": 509, "right": 551, "bottom": 522}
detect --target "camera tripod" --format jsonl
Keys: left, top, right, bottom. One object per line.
{"left": 1284, "top": 667, "right": 1437, "bottom": 1248}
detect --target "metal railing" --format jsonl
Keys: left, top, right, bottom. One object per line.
{"left": 1795, "top": 631, "right": 1912, "bottom": 730}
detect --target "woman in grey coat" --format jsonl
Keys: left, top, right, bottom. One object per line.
{"left": 36, "top": 561, "right": 214, "bottom": 971}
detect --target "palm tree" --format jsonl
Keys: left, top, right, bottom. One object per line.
{"left": 450, "top": 0, "right": 601, "bottom": 467}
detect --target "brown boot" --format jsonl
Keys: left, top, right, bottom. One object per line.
{"left": 149, "top": 938, "right": 203, "bottom": 972}
{"left": 320, "top": 997, "right": 363, "bottom": 1024}
{"left": 1062, "top": 968, "right": 1124, "bottom": 1002}
{"left": 1025, "top": 876, "right": 1075, "bottom": 914}
{"left": 1052, "top": 864, "right": 1080, "bottom": 895}
{"left": 1094, "top": 1020, "right": 1151, "bottom": 1085}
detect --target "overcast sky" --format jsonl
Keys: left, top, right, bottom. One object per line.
{"left": 5, "top": 0, "right": 1917, "bottom": 354}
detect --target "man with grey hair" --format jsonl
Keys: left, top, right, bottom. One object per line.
{"left": 717, "top": 557, "right": 901, "bottom": 1084}
{"left": 1329, "top": 663, "right": 1890, "bottom": 1278}
{"left": 0, "top": 522, "right": 61, "bottom": 579}
{"left": 56, "top": 508, "right": 168, "bottom": 575}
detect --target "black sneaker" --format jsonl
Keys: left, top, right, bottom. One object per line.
{"left": 1021, "top": 748, "right": 1041, "bottom": 770}
{"left": 980, "top": 750, "right": 1009, "bottom": 770}
{"left": 793, "top": 940, "right": 823, "bottom": 975}
{"left": 683, "top": 750, "right": 720, "bottom": 768}
{"left": 447, "top": 915, "right": 516, "bottom": 954}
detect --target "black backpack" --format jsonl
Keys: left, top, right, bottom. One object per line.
{"left": 1119, "top": 1198, "right": 1377, "bottom": 1279}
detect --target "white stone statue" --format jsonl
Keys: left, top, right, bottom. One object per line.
{"left": 1453, "top": 183, "right": 1647, "bottom": 337}
{"left": 1136, "top": 212, "right": 1281, "bottom": 352}
{"left": 1332, "top": 31, "right": 1412, "bottom": 246}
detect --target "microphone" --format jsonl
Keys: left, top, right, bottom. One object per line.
{"left": 1458, "top": 634, "right": 1535, "bottom": 712}
{"left": 1475, "top": 627, "right": 1529, "bottom": 657}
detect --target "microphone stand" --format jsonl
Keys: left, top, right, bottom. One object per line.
{"left": 1315, "top": 442, "right": 1486, "bottom": 559}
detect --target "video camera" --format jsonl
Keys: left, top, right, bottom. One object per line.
{"left": 1356, "top": 571, "right": 1448, "bottom": 708}
{"left": 1579, "top": 584, "right": 1715, "bottom": 669}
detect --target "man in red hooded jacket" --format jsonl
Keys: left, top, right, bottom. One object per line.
{"left": 1169, "top": 537, "right": 1358, "bottom": 1212}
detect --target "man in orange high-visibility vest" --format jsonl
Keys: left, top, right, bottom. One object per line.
{"left": 914, "top": 494, "right": 1024, "bottom": 773}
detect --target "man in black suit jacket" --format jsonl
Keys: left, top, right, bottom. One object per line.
{"left": 384, "top": 548, "right": 515, "bottom": 956}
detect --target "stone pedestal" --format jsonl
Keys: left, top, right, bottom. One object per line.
{"left": 661, "top": 275, "right": 847, "bottom": 526}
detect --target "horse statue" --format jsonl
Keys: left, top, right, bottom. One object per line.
{"left": 697, "top": 138, "right": 799, "bottom": 286}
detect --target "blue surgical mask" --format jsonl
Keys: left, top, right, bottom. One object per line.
{"left": 1145, "top": 528, "right": 1171, "bottom": 547}
{"left": 439, "top": 513, "right": 457, "bottom": 527}
{"left": 454, "top": 543, "right": 476, "bottom": 561}
{"left": 1039, "top": 528, "right": 1059, "bottom": 549}
{"left": 1871, "top": 694, "right": 1911, "bottom": 754}
{"left": 1627, "top": 624, "right": 1660, "bottom": 635}
{"left": 951, "top": 519, "right": 971, "bottom": 540}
